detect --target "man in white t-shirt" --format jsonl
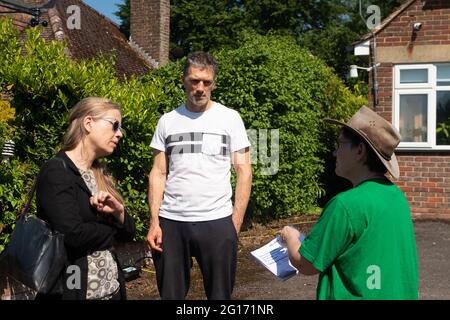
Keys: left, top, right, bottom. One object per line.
{"left": 146, "top": 51, "right": 253, "bottom": 300}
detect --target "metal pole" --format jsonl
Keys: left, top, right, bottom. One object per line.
{"left": 359, "top": 0, "right": 379, "bottom": 107}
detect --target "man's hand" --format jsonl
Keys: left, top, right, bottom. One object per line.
{"left": 232, "top": 215, "right": 243, "bottom": 235}
{"left": 146, "top": 224, "right": 163, "bottom": 252}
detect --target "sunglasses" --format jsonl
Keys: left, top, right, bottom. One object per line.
{"left": 99, "top": 118, "right": 123, "bottom": 133}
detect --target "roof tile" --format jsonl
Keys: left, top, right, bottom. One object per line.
{"left": 0, "top": 0, "right": 152, "bottom": 79}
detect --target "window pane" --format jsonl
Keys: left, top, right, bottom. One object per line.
{"left": 437, "top": 65, "right": 450, "bottom": 86}
{"left": 436, "top": 91, "right": 450, "bottom": 145}
{"left": 399, "top": 94, "right": 428, "bottom": 142}
{"left": 400, "top": 69, "right": 428, "bottom": 84}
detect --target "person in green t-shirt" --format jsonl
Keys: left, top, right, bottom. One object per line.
{"left": 281, "top": 106, "right": 419, "bottom": 300}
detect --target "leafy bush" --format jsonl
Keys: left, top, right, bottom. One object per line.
{"left": 0, "top": 19, "right": 365, "bottom": 249}
{"left": 0, "top": 19, "right": 163, "bottom": 243}
{"left": 145, "top": 32, "right": 366, "bottom": 220}
{"left": 213, "top": 32, "right": 366, "bottom": 218}
{"left": 0, "top": 159, "right": 33, "bottom": 253}
{"left": 147, "top": 32, "right": 366, "bottom": 219}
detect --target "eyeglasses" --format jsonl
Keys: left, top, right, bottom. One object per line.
{"left": 334, "top": 139, "right": 353, "bottom": 150}
{"left": 99, "top": 118, "right": 122, "bottom": 133}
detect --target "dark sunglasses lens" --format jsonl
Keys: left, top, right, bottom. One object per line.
{"left": 113, "top": 121, "right": 120, "bottom": 132}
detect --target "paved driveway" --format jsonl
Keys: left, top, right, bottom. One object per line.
{"left": 233, "top": 220, "right": 450, "bottom": 300}
{"left": 415, "top": 221, "right": 450, "bottom": 299}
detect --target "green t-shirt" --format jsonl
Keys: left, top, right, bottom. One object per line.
{"left": 299, "top": 178, "right": 419, "bottom": 300}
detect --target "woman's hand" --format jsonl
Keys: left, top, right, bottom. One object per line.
{"left": 90, "top": 191, "right": 125, "bottom": 224}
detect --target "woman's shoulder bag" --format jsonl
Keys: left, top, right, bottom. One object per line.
{"left": 1, "top": 157, "right": 68, "bottom": 295}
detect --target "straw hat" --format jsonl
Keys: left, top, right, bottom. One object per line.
{"left": 326, "top": 106, "right": 401, "bottom": 179}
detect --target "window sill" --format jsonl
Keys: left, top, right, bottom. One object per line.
{"left": 396, "top": 147, "right": 450, "bottom": 153}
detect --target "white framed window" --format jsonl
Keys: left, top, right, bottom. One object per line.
{"left": 394, "top": 63, "right": 450, "bottom": 150}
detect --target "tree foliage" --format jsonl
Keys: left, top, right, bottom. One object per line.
{"left": 212, "top": 32, "right": 366, "bottom": 217}
{"left": 116, "top": 0, "right": 403, "bottom": 81}
{"left": 114, "top": 0, "right": 130, "bottom": 38}
{"left": 0, "top": 18, "right": 164, "bottom": 249}
{"left": 0, "top": 18, "right": 367, "bottom": 250}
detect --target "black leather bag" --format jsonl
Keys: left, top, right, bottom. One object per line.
{"left": 2, "top": 175, "right": 67, "bottom": 294}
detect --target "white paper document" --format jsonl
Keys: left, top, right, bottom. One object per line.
{"left": 250, "top": 234, "right": 305, "bottom": 281}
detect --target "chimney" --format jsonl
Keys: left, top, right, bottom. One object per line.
{"left": 130, "top": 0, "right": 170, "bottom": 67}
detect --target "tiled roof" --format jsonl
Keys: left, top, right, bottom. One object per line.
{"left": 0, "top": 0, "right": 152, "bottom": 79}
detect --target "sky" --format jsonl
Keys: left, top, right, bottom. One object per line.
{"left": 82, "top": 0, "right": 125, "bottom": 25}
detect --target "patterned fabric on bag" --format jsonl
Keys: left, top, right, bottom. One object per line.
{"left": 78, "top": 169, "right": 120, "bottom": 300}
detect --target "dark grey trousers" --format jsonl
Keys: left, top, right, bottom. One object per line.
{"left": 152, "top": 215, "right": 238, "bottom": 300}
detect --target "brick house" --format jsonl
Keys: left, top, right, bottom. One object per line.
{"left": 0, "top": 0, "right": 170, "bottom": 78}
{"left": 353, "top": 0, "right": 450, "bottom": 219}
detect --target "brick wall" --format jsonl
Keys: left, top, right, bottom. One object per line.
{"left": 396, "top": 153, "right": 450, "bottom": 220}
{"left": 369, "top": 64, "right": 394, "bottom": 121}
{"left": 377, "top": 0, "right": 450, "bottom": 47}
{"left": 130, "top": 0, "right": 169, "bottom": 66}
{"left": 367, "top": 0, "right": 450, "bottom": 220}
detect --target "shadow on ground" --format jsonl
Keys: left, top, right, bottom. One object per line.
{"left": 120, "top": 217, "right": 450, "bottom": 300}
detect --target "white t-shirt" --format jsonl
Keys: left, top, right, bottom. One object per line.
{"left": 150, "top": 102, "right": 250, "bottom": 222}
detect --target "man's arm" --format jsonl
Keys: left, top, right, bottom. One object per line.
{"left": 146, "top": 150, "right": 168, "bottom": 252}
{"left": 231, "top": 147, "right": 252, "bottom": 235}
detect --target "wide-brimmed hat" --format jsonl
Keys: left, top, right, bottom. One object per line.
{"left": 325, "top": 106, "right": 401, "bottom": 179}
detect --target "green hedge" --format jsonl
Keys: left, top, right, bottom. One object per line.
{"left": 0, "top": 19, "right": 165, "bottom": 245}
{"left": 0, "top": 19, "right": 365, "bottom": 250}
{"left": 211, "top": 32, "right": 366, "bottom": 218}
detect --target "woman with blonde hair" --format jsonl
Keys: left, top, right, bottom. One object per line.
{"left": 35, "top": 97, "right": 135, "bottom": 300}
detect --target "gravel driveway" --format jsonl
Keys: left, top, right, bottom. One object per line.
{"left": 123, "top": 219, "right": 450, "bottom": 300}
{"left": 232, "top": 220, "right": 450, "bottom": 300}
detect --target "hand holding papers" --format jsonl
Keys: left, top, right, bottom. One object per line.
{"left": 250, "top": 233, "right": 305, "bottom": 281}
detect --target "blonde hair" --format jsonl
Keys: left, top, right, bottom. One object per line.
{"left": 62, "top": 97, "right": 124, "bottom": 204}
